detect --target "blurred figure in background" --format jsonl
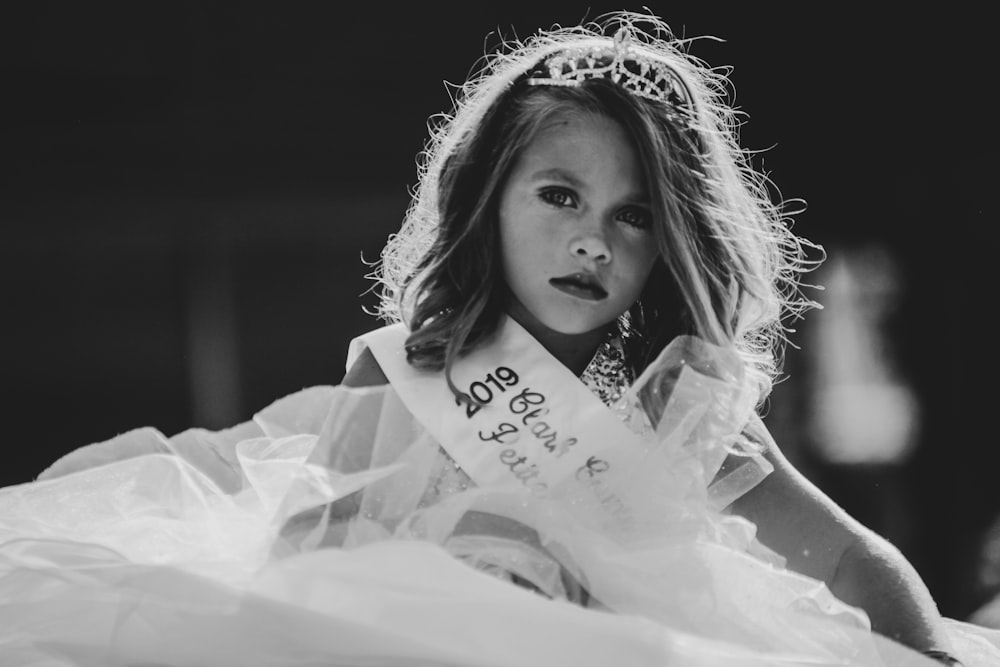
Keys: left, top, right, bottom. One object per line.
{"left": 803, "top": 244, "right": 920, "bottom": 550}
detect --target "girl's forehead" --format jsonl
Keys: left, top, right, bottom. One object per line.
{"left": 531, "top": 112, "right": 624, "bottom": 145}
{"left": 534, "top": 108, "right": 612, "bottom": 135}
{"left": 513, "top": 113, "right": 646, "bottom": 195}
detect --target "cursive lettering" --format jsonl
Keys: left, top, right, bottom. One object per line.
{"left": 500, "top": 448, "right": 547, "bottom": 494}
{"left": 575, "top": 456, "right": 631, "bottom": 525}
{"left": 478, "top": 421, "right": 520, "bottom": 444}
{"left": 511, "top": 389, "right": 578, "bottom": 458}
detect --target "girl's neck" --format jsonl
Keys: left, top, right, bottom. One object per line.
{"left": 505, "top": 302, "right": 613, "bottom": 376}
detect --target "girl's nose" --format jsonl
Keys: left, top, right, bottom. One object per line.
{"left": 569, "top": 224, "right": 611, "bottom": 263}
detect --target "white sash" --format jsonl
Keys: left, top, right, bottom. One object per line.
{"left": 349, "top": 316, "right": 647, "bottom": 523}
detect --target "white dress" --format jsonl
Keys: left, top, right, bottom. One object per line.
{"left": 0, "top": 328, "right": 997, "bottom": 667}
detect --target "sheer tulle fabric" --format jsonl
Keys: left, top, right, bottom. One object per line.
{"left": 0, "top": 340, "right": 995, "bottom": 666}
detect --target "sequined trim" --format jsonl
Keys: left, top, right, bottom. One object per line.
{"left": 579, "top": 334, "right": 633, "bottom": 407}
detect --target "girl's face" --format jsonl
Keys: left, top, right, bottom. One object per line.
{"left": 498, "top": 111, "right": 659, "bottom": 337}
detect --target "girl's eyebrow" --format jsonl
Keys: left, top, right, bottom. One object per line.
{"left": 528, "top": 167, "right": 586, "bottom": 188}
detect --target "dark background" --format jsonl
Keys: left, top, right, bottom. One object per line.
{"left": 1, "top": 2, "right": 997, "bottom": 620}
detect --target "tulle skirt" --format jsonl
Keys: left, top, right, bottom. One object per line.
{"left": 1, "top": 384, "right": 998, "bottom": 666}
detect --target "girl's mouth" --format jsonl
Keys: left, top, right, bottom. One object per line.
{"left": 549, "top": 273, "right": 608, "bottom": 301}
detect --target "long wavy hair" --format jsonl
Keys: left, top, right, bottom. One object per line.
{"left": 371, "top": 12, "right": 820, "bottom": 404}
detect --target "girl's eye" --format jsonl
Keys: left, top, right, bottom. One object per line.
{"left": 617, "top": 207, "right": 652, "bottom": 229}
{"left": 539, "top": 187, "right": 577, "bottom": 208}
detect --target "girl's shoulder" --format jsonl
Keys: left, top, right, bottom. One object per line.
{"left": 342, "top": 346, "right": 389, "bottom": 388}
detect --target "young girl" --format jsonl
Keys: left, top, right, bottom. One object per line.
{"left": 2, "top": 11, "right": 997, "bottom": 667}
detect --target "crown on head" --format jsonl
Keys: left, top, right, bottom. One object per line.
{"left": 525, "top": 28, "right": 694, "bottom": 121}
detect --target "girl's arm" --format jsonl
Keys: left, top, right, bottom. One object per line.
{"left": 728, "top": 417, "right": 958, "bottom": 661}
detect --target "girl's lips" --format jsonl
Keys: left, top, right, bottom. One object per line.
{"left": 549, "top": 274, "right": 608, "bottom": 301}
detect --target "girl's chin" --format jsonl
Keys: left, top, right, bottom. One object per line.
{"left": 511, "top": 310, "right": 615, "bottom": 339}
{"left": 504, "top": 294, "right": 619, "bottom": 339}
{"left": 542, "top": 320, "right": 613, "bottom": 337}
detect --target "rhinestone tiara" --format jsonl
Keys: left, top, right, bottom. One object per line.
{"left": 525, "top": 28, "right": 694, "bottom": 119}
